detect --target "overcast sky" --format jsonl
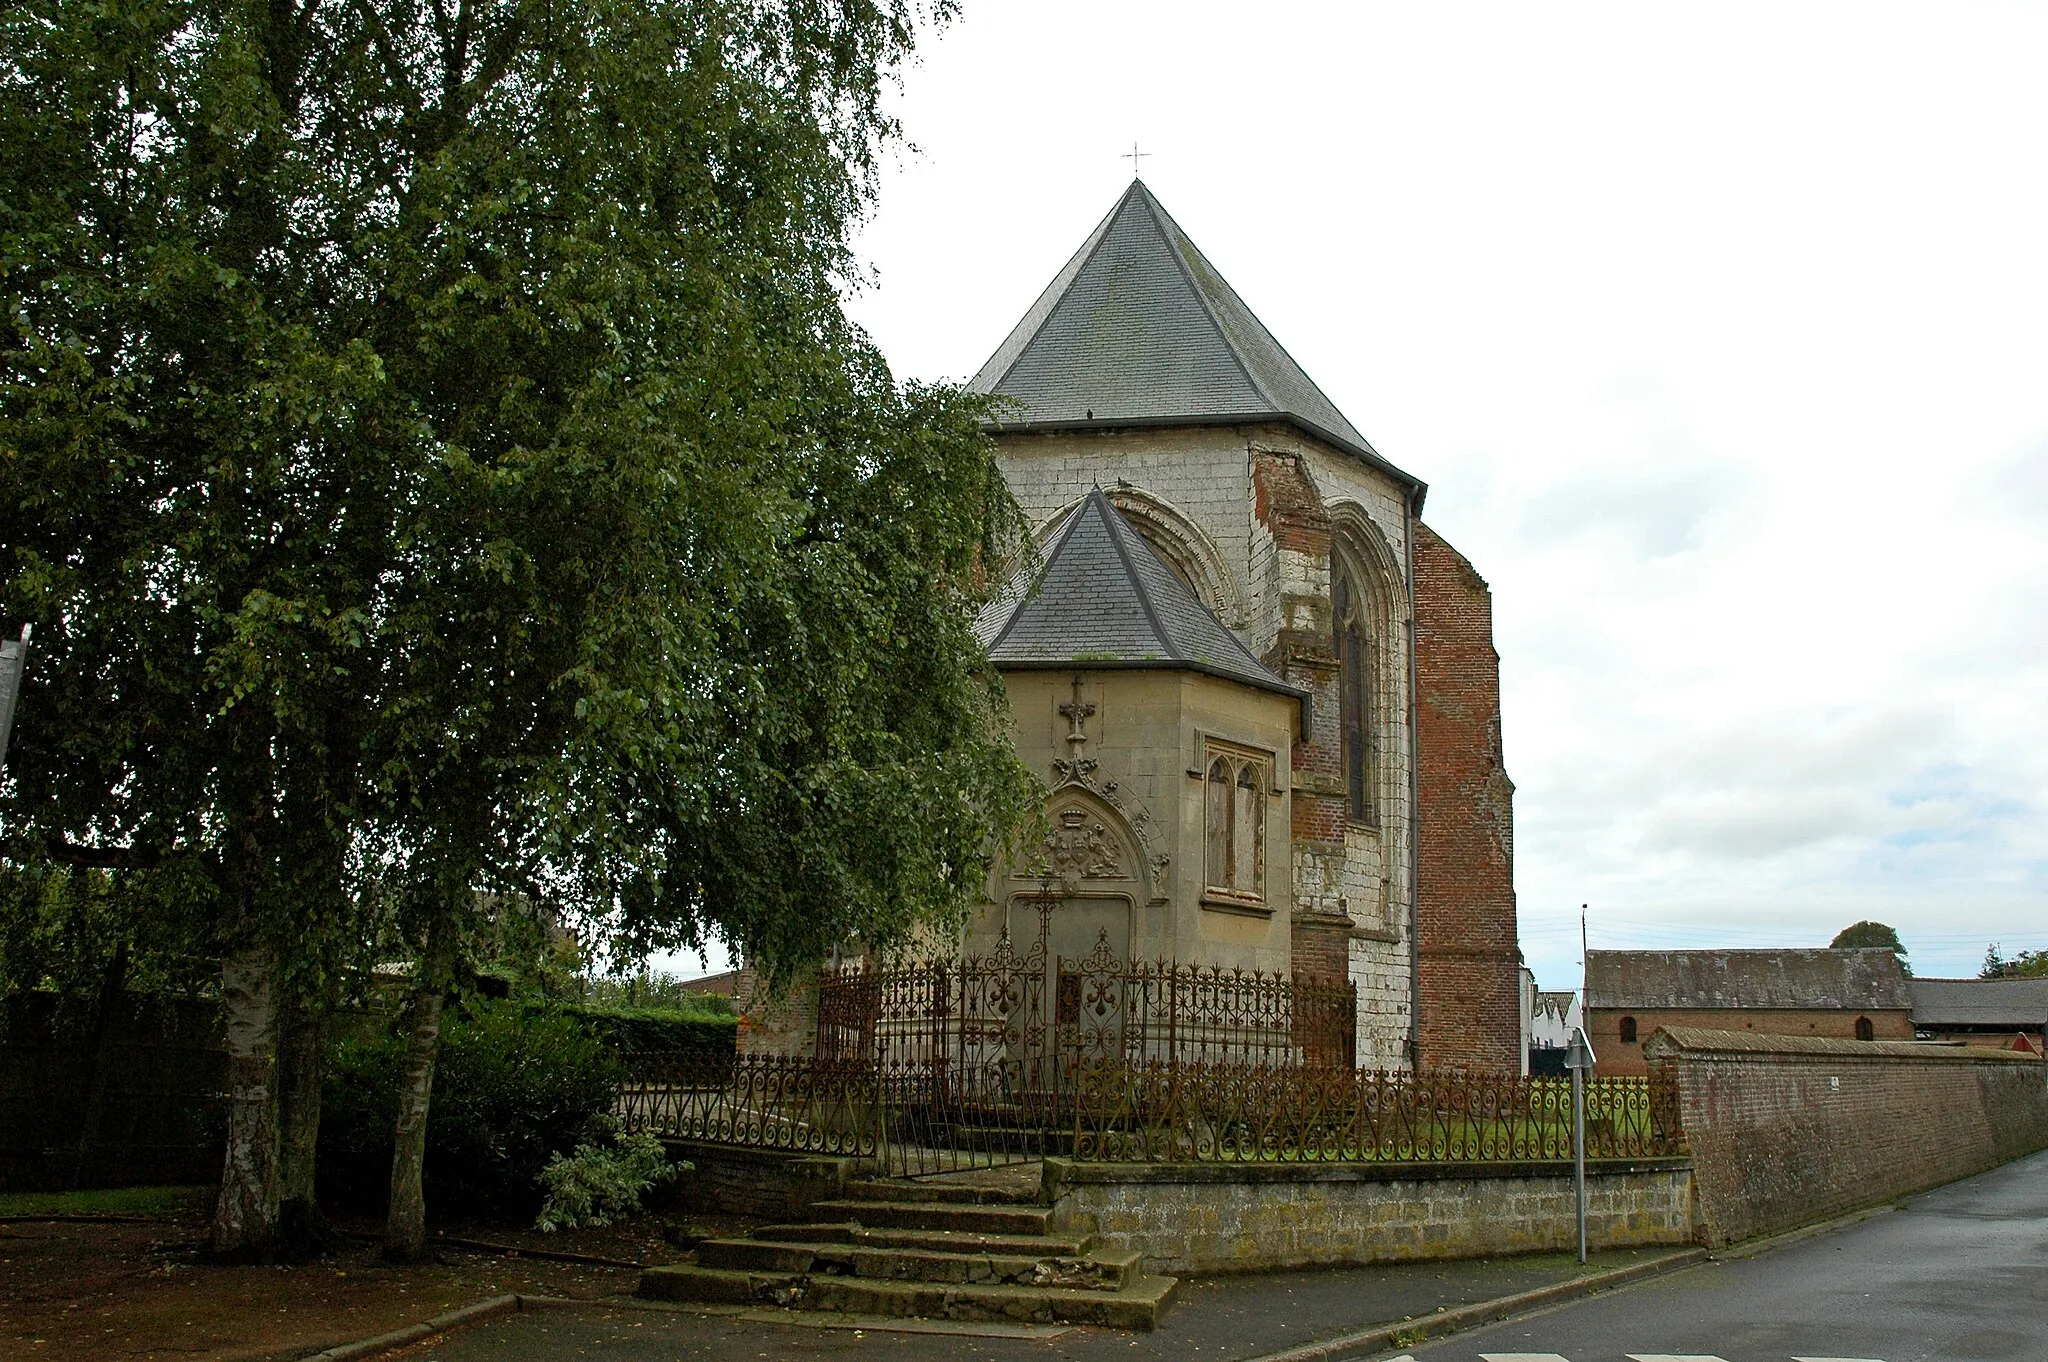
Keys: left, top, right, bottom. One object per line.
{"left": 677, "top": 2, "right": 2048, "bottom": 990}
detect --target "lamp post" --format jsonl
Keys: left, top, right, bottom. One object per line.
{"left": 1565, "top": 1024, "right": 1598, "bottom": 1265}
{"left": 0, "top": 624, "right": 29, "bottom": 774}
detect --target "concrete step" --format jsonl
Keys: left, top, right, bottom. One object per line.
{"left": 636, "top": 1264, "right": 1179, "bottom": 1330}
{"left": 752, "top": 1222, "right": 1096, "bottom": 1257}
{"left": 808, "top": 1198, "right": 1054, "bottom": 1236}
{"left": 842, "top": 1178, "right": 1036, "bottom": 1206}
{"left": 698, "top": 1237, "right": 1142, "bottom": 1290}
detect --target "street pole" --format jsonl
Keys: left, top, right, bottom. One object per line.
{"left": 0, "top": 623, "right": 29, "bottom": 774}
{"left": 1565, "top": 1025, "right": 1596, "bottom": 1266}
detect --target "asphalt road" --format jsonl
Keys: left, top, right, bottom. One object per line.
{"left": 1396, "top": 1146, "right": 2048, "bottom": 1362}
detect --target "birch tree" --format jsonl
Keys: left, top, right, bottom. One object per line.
{"left": 3, "top": 0, "right": 1034, "bottom": 1260}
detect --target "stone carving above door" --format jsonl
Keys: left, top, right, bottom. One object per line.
{"left": 1046, "top": 806, "right": 1124, "bottom": 880}
{"left": 1040, "top": 777, "right": 1169, "bottom": 906}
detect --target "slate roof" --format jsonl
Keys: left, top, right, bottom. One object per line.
{"left": 1585, "top": 948, "right": 1913, "bottom": 1011}
{"left": 967, "top": 180, "right": 1422, "bottom": 497}
{"left": 974, "top": 488, "right": 1309, "bottom": 722}
{"left": 1910, "top": 978, "right": 2048, "bottom": 1028}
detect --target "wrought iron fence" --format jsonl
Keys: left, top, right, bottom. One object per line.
{"left": 622, "top": 927, "right": 1682, "bottom": 1174}
{"left": 1066, "top": 1062, "right": 1683, "bottom": 1163}
{"left": 616, "top": 1052, "right": 880, "bottom": 1160}
{"left": 615, "top": 1050, "right": 1686, "bottom": 1171}
{"left": 816, "top": 928, "right": 1356, "bottom": 1074}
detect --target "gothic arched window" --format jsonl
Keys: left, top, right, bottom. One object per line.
{"left": 1332, "top": 550, "right": 1379, "bottom": 826}
{"left": 1204, "top": 749, "right": 1268, "bottom": 904}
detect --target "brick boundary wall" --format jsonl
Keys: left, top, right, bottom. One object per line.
{"left": 1042, "top": 1157, "right": 1697, "bottom": 1275}
{"left": 1646, "top": 1026, "right": 2048, "bottom": 1246}
{"left": 1411, "top": 523, "right": 1522, "bottom": 1073}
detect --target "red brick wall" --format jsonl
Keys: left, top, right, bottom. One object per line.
{"left": 1412, "top": 523, "right": 1522, "bottom": 1073}
{"left": 1649, "top": 1028, "right": 2048, "bottom": 1244}
{"left": 1251, "top": 451, "right": 1355, "bottom": 987}
{"left": 1588, "top": 1006, "right": 1915, "bottom": 1076}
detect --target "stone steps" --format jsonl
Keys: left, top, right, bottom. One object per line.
{"left": 699, "top": 1237, "right": 1144, "bottom": 1290}
{"left": 751, "top": 1221, "right": 1097, "bottom": 1257}
{"left": 841, "top": 1178, "right": 1033, "bottom": 1206}
{"left": 636, "top": 1175, "right": 1177, "bottom": 1330}
{"left": 635, "top": 1263, "right": 1179, "bottom": 1329}
{"left": 806, "top": 1198, "right": 1055, "bottom": 1236}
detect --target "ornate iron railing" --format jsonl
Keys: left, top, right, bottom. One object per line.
{"left": 624, "top": 929, "right": 1682, "bottom": 1172}
{"left": 616, "top": 1052, "right": 880, "bottom": 1159}
{"left": 1066, "top": 1063, "right": 1683, "bottom": 1163}
{"left": 816, "top": 928, "right": 1357, "bottom": 1074}
{"left": 616, "top": 1050, "right": 1687, "bottom": 1169}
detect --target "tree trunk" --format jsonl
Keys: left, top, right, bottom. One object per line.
{"left": 212, "top": 942, "right": 281, "bottom": 1260}
{"left": 276, "top": 988, "right": 332, "bottom": 1255}
{"left": 384, "top": 911, "right": 457, "bottom": 1262}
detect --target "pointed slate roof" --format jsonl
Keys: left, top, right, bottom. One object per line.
{"left": 968, "top": 180, "right": 1422, "bottom": 497}
{"left": 975, "top": 489, "right": 1309, "bottom": 724}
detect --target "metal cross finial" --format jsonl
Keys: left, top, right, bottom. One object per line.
{"left": 1123, "top": 142, "right": 1149, "bottom": 177}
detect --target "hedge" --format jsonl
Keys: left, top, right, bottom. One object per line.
{"left": 563, "top": 1004, "right": 737, "bottom": 1055}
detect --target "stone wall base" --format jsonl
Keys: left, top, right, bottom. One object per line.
{"left": 1041, "top": 1158, "right": 1699, "bottom": 1275}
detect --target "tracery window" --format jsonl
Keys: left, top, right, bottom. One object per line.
{"left": 1332, "top": 550, "right": 1379, "bottom": 826}
{"left": 1204, "top": 748, "right": 1269, "bottom": 905}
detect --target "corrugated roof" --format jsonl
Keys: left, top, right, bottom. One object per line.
{"left": 974, "top": 488, "right": 1309, "bottom": 721}
{"left": 1585, "top": 948, "right": 1913, "bottom": 1011}
{"left": 967, "top": 180, "right": 1421, "bottom": 495}
{"left": 1910, "top": 977, "right": 2048, "bottom": 1027}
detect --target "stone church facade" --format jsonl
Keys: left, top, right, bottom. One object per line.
{"left": 954, "top": 181, "right": 1524, "bottom": 1072}
{"left": 743, "top": 181, "right": 1524, "bottom": 1073}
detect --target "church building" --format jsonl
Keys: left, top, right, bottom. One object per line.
{"left": 962, "top": 180, "right": 1524, "bottom": 1072}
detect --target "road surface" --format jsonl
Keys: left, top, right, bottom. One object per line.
{"left": 1396, "top": 1146, "right": 2048, "bottom": 1362}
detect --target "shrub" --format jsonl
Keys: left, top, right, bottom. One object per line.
{"left": 563, "top": 1004, "right": 737, "bottom": 1054}
{"left": 533, "top": 1131, "right": 682, "bottom": 1232}
{"left": 318, "top": 996, "right": 623, "bottom": 1218}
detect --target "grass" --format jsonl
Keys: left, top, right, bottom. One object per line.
{"left": 0, "top": 1185, "right": 209, "bottom": 1218}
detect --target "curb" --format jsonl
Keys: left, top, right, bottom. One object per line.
{"left": 1238, "top": 1248, "right": 1710, "bottom": 1362}
{"left": 298, "top": 1293, "right": 578, "bottom": 1361}
{"left": 1706, "top": 1202, "right": 1896, "bottom": 1260}
{"left": 332, "top": 1227, "right": 650, "bottom": 1270}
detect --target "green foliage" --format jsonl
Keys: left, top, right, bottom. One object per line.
{"left": 564, "top": 1005, "right": 735, "bottom": 1054}
{"left": 576, "top": 970, "right": 736, "bottom": 1018}
{"left": 0, "top": 863, "right": 216, "bottom": 1028}
{"left": 319, "top": 998, "right": 622, "bottom": 1217}
{"left": 1982, "top": 945, "right": 2048, "bottom": 979}
{"left": 534, "top": 1130, "right": 679, "bottom": 1233}
{"left": 1831, "top": 921, "right": 1910, "bottom": 972}
{"left": 3, "top": 0, "right": 1034, "bottom": 1247}
{"left": 0, "top": 0, "right": 1033, "bottom": 999}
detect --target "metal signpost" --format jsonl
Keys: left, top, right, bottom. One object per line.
{"left": 0, "top": 624, "right": 28, "bottom": 774}
{"left": 1565, "top": 1024, "right": 1597, "bottom": 1265}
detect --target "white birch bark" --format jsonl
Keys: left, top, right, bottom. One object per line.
{"left": 211, "top": 943, "right": 281, "bottom": 1258}
{"left": 384, "top": 914, "right": 455, "bottom": 1261}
